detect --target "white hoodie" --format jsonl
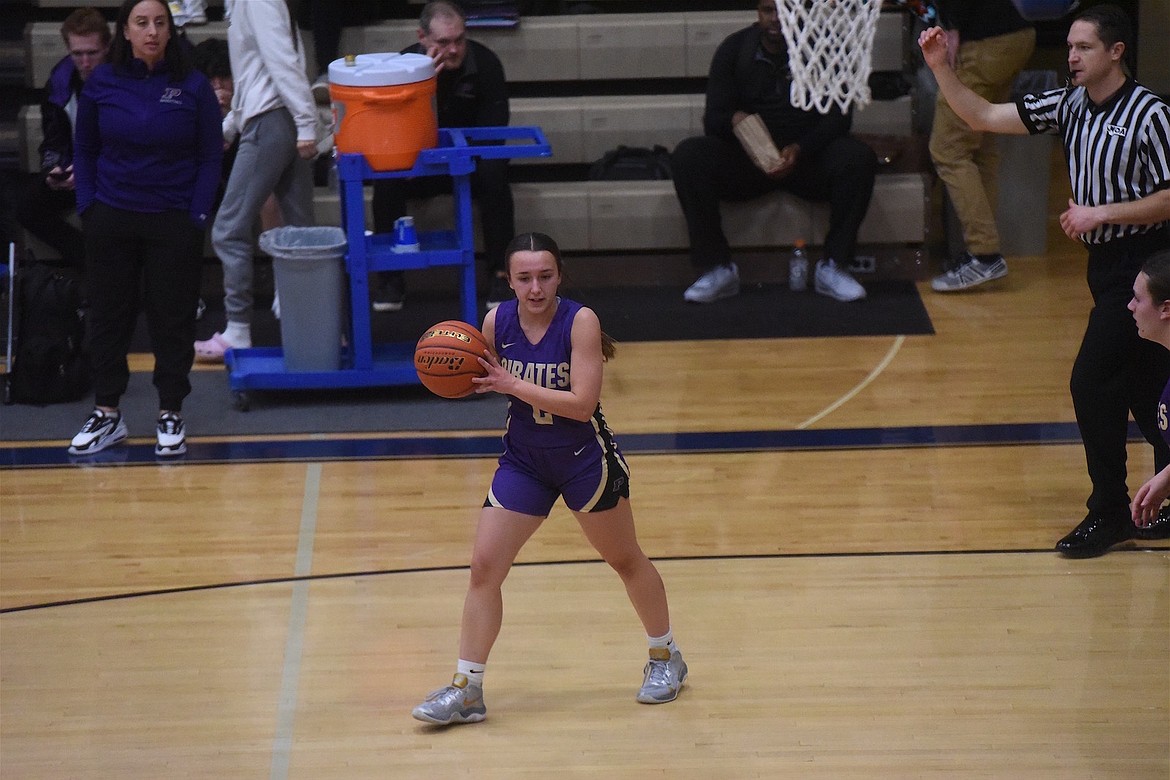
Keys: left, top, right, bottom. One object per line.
{"left": 222, "top": 0, "right": 317, "bottom": 146}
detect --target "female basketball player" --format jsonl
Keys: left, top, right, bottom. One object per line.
{"left": 1129, "top": 249, "right": 1170, "bottom": 528}
{"left": 411, "top": 232, "right": 686, "bottom": 725}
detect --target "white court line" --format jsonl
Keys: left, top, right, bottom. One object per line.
{"left": 796, "top": 336, "right": 905, "bottom": 430}
{"left": 270, "top": 463, "right": 321, "bottom": 780}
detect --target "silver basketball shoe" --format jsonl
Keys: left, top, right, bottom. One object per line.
{"left": 411, "top": 674, "right": 487, "bottom": 725}
{"left": 636, "top": 648, "right": 688, "bottom": 703}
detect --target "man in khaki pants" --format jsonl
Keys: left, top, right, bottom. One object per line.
{"left": 928, "top": 0, "right": 1034, "bottom": 293}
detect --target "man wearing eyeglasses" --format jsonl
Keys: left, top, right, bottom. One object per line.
{"left": 17, "top": 7, "right": 111, "bottom": 274}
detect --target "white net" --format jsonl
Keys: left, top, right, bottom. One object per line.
{"left": 777, "top": 0, "right": 885, "bottom": 115}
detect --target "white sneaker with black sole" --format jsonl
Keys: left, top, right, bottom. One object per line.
{"left": 155, "top": 412, "right": 187, "bottom": 457}
{"left": 69, "top": 409, "right": 128, "bottom": 455}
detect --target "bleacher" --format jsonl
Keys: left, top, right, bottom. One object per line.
{"left": 15, "top": 5, "right": 930, "bottom": 261}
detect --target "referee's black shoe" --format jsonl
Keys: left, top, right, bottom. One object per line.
{"left": 1055, "top": 515, "right": 1134, "bottom": 558}
{"left": 1134, "top": 505, "right": 1170, "bottom": 541}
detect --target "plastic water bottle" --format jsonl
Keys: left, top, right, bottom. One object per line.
{"left": 789, "top": 239, "right": 809, "bottom": 292}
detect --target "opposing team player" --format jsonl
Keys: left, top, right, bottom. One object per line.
{"left": 411, "top": 232, "right": 687, "bottom": 725}
{"left": 920, "top": 3, "right": 1170, "bottom": 557}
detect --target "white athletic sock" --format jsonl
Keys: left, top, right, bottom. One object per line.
{"left": 456, "top": 658, "right": 485, "bottom": 687}
{"left": 222, "top": 321, "right": 251, "bottom": 348}
{"left": 648, "top": 629, "right": 678, "bottom": 655}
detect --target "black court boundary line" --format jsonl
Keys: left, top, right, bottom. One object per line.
{"left": 5, "top": 546, "right": 1169, "bottom": 615}
{"left": 0, "top": 421, "right": 1149, "bottom": 470}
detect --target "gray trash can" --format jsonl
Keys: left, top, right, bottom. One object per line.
{"left": 259, "top": 226, "right": 347, "bottom": 372}
{"left": 995, "top": 70, "right": 1059, "bottom": 256}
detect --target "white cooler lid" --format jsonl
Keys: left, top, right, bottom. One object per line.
{"left": 328, "top": 52, "right": 435, "bottom": 88}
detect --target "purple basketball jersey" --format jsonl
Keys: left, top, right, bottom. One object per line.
{"left": 493, "top": 297, "right": 610, "bottom": 448}
{"left": 1161, "top": 378, "right": 1170, "bottom": 448}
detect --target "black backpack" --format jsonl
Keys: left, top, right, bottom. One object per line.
{"left": 7, "top": 262, "right": 91, "bottom": 405}
{"left": 588, "top": 145, "right": 673, "bottom": 181}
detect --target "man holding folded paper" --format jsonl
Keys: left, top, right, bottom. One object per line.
{"left": 671, "top": 0, "right": 878, "bottom": 304}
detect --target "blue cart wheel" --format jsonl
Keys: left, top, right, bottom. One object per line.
{"left": 232, "top": 390, "right": 250, "bottom": 412}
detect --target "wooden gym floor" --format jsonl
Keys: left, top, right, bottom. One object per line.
{"left": 1, "top": 170, "right": 1168, "bottom": 778}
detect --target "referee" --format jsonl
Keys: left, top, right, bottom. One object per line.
{"left": 920, "top": 4, "right": 1170, "bottom": 557}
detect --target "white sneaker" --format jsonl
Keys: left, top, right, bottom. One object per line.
{"left": 68, "top": 409, "right": 128, "bottom": 455}
{"left": 814, "top": 259, "right": 866, "bottom": 302}
{"left": 683, "top": 262, "right": 739, "bottom": 303}
{"left": 931, "top": 253, "right": 1008, "bottom": 292}
{"left": 155, "top": 412, "right": 187, "bottom": 457}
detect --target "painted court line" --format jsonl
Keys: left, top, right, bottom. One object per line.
{"left": 269, "top": 463, "right": 320, "bottom": 780}
{"left": 797, "top": 336, "right": 905, "bottom": 430}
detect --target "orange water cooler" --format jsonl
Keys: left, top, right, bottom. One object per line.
{"left": 328, "top": 52, "right": 437, "bottom": 171}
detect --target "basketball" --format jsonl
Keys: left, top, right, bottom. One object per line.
{"left": 414, "top": 320, "right": 491, "bottom": 399}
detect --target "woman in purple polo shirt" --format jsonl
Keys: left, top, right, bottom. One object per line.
{"left": 69, "top": 0, "right": 221, "bottom": 458}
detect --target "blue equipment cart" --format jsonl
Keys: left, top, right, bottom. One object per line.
{"left": 224, "top": 126, "right": 551, "bottom": 410}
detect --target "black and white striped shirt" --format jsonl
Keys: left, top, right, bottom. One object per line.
{"left": 1017, "top": 79, "right": 1170, "bottom": 244}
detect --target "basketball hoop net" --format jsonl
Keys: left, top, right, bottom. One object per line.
{"left": 777, "top": 0, "right": 885, "bottom": 115}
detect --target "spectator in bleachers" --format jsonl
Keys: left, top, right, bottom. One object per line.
{"left": 671, "top": 0, "right": 877, "bottom": 304}
{"left": 16, "top": 7, "right": 110, "bottom": 275}
{"left": 191, "top": 39, "right": 235, "bottom": 202}
{"left": 69, "top": 0, "right": 222, "bottom": 458}
{"left": 194, "top": 0, "right": 318, "bottom": 362}
{"left": 369, "top": 0, "right": 514, "bottom": 313}
{"left": 927, "top": 0, "right": 1035, "bottom": 293}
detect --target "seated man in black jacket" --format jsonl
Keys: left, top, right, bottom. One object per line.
{"left": 17, "top": 7, "right": 111, "bottom": 273}
{"left": 370, "top": 0, "right": 514, "bottom": 313}
{"left": 672, "top": 0, "right": 877, "bottom": 303}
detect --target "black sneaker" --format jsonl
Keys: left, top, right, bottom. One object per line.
{"left": 68, "top": 409, "right": 128, "bottom": 455}
{"left": 155, "top": 412, "right": 187, "bottom": 457}
{"left": 372, "top": 273, "right": 405, "bottom": 312}
{"left": 486, "top": 274, "right": 512, "bottom": 310}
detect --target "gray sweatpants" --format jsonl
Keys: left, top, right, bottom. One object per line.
{"left": 211, "top": 107, "right": 314, "bottom": 325}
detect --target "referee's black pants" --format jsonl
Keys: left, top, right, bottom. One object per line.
{"left": 1071, "top": 228, "right": 1170, "bottom": 522}
{"left": 83, "top": 202, "right": 204, "bottom": 412}
{"left": 671, "top": 133, "right": 878, "bottom": 271}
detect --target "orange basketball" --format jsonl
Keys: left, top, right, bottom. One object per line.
{"left": 414, "top": 320, "right": 491, "bottom": 399}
